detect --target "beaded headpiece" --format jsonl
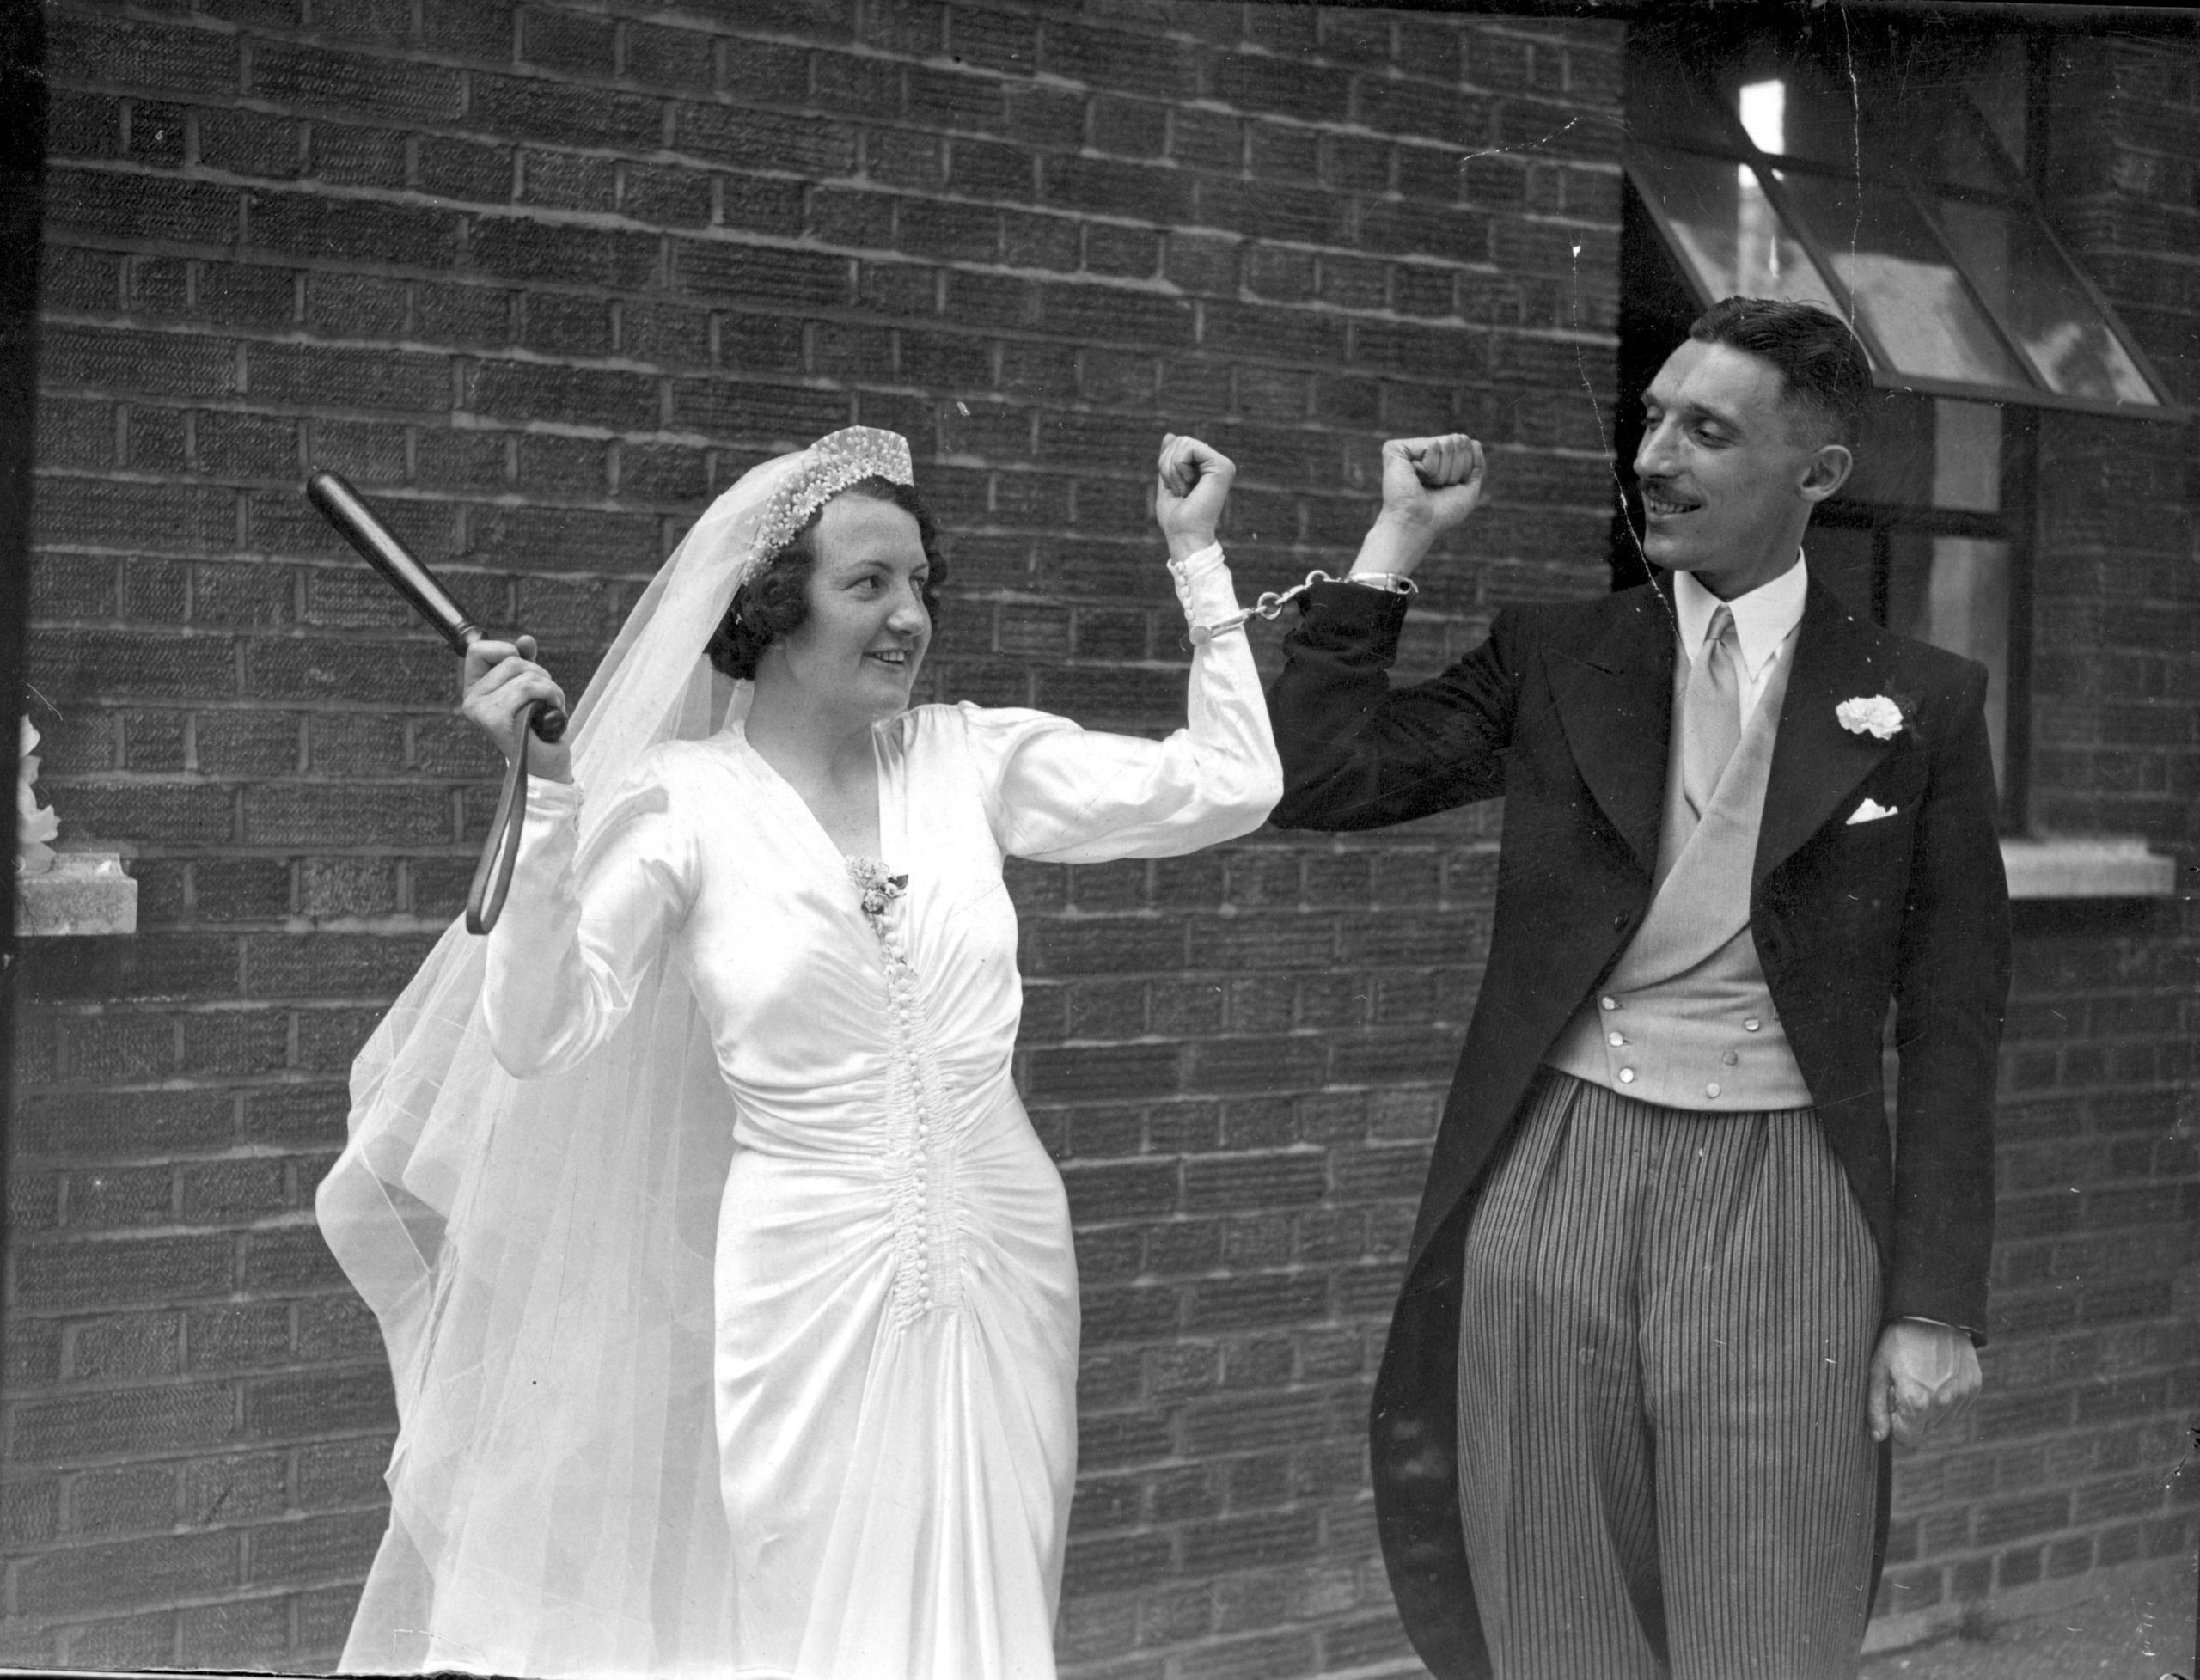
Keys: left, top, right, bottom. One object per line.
{"left": 743, "top": 426, "right": 916, "bottom": 588}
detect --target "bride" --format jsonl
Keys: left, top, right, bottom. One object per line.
{"left": 317, "top": 425, "right": 1280, "bottom": 1678}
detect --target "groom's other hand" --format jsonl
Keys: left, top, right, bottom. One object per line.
{"left": 1867, "top": 1319, "right": 1982, "bottom": 1448}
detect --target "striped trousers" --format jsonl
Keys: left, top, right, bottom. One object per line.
{"left": 1456, "top": 1071, "right": 1882, "bottom": 1680}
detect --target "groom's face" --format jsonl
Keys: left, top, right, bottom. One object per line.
{"left": 1632, "top": 339, "right": 1848, "bottom": 589}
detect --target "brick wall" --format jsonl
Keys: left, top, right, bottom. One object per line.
{"left": 1869, "top": 34, "right": 2200, "bottom": 1637}
{"left": 7, "top": 2, "right": 1623, "bottom": 1671}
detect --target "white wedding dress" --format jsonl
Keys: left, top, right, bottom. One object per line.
{"left": 463, "top": 547, "right": 1276, "bottom": 1680}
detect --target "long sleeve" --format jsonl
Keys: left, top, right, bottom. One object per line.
{"left": 481, "top": 765, "right": 700, "bottom": 1078}
{"left": 1266, "top": 580, "right": 1526, "bottom": 830}
{"left": 1885, "top": 657, "right": 2009, "bottom": 1338}
{"left": 967, "top": 543, "right": 1281, "bottom": 864}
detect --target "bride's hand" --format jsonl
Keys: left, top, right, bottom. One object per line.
{"left": 1154, "top": 433, "right": 1237, "bottom": 563}
{"left": 461, "top": 635, "right": 573, "bottom": 783}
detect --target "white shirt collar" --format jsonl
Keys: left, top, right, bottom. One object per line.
{"left": 1673, "top": 552, "right": 1810, "bottom": 681}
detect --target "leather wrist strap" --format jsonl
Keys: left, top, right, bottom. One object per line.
{"left": 465, "top": 698, "right": 543, "bottom": 936}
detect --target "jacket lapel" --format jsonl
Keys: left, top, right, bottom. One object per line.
{"left": 1755, "top": 578, "right": 1899, "bottom": 885}
{"left": 1548, "top": 584, "right": 1676, "bottom": 880}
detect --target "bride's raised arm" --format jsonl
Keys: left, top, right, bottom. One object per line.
{"left": 968, "top": 435, "right": 1282, "bottom": 864}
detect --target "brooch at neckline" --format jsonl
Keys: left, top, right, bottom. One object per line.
{"left": 846, "top": 856, "right": 908, "bottom": 919}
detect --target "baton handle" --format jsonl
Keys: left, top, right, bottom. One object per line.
{"left": 305, "top": 470, "right": 568, "bottom": 743}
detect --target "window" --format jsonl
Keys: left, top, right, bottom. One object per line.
{"left": 1615, "top": 15, "right": 2182, "bottom": 830}
{"left": 1626, "top": 27, "right": 2171, "bottom": 415}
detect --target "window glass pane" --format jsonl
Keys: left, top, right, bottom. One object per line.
{"left": 1934, "top": 199, "right": 2161, "bottom": 406}
{"left": 1889, "top": 533, "right": 2010, "bottom": 791}
{"left": 1716, "top": 62, "right": 2010, "bottom": 194}
{"left": 1629, "top": 148, "right": 1843, "bottom": 314}
{"left": 1842, "top": 391, "right": 1934, "bottom": 509}
{"left": 1932, "top": 400, "right": 2001, "bottom": 513}
{"left": 1714, "top": 59, "right": 1855, "bottom": 169}
{"left": 1930, "top": 113, "right": 2017, "bottom": 198}
{"left": 1969, "top": 37, "right": 2028, "bottom": 169}
{"left": 1837, "top": 396, "right": 2005, "bottom": 516}
{"left": 1774, "top": 173, "right": 2029, "bottom": 388}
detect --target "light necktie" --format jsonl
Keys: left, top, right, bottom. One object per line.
{"left": 1682, "top": 603, "right": 1741, "bottom": 817}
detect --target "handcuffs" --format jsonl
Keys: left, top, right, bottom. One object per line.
{"left": 1188, "top": 569, "right": 1419, "bottom": 647}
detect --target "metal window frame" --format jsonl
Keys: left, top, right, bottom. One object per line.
{"left": 1621, "top": 48, "right": 2188, "bottom": 423}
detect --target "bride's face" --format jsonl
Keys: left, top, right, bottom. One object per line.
{"left": 767, "top": 494, "right": 932, "bottom": 725}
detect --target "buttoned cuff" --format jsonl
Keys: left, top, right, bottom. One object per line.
{"left": 1166, "top": 542, "right": 1235, "bottom": 624}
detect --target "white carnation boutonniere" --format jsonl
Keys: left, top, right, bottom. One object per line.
{"left": 1836, "top": 694, "right": 1906, "bottom": 741}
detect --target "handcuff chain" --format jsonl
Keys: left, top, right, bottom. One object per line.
{"left": 1187, "top": 569, "right": 1339, "bottom": 647}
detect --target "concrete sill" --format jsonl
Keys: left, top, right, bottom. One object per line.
{"left": 15, "top": 851, "right": 138, "bottom": 937}
{"left": 2000, "top": 837, "right": 2177, "bottom": 901}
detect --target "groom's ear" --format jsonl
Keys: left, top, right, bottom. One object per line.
{"left": 1797, "top": 440, "right": 1852, "bottom": 504}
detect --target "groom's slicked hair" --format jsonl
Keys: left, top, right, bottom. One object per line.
{"left": 1688, "top": 296, "right": 1874, "bottom": 449}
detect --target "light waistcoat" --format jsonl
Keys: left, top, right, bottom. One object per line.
{"left": 1546, "top": 614, "right": 1815, "bottom": 1112}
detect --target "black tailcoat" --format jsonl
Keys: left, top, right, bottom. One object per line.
{"left": 1266, "top": 575, "right": 2011, "bottom": 1679}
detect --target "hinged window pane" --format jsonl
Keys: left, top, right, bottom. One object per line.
{"left": 1931, "top": 199, "right": 2161, "bottom": 406}
{"left": 1629, "top": 147, "right": 1842, "bottom": 313}
{"left": 1773, "top": 172, "right": 2030, "bottom": 388}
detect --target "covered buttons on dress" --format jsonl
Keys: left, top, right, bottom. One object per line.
{"left": 849, "top": 857, "right": 959, "bottom": 1325}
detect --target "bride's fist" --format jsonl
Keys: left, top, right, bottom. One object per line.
{"left": 1378, "top": 434, "right": 1486, "bottom": 536}
{"left": 461, "top": 634, "right": 572, "bottom": 782}
{"left": 1154, "top": 433, "right": 1237, "bottom": 562}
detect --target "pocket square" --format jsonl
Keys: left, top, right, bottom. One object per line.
{"left": 1846, "top": 797, "right": 1899, "bottom": 825}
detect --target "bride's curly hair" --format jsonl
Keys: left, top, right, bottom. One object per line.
{"left": 706, "top": 478, "right": 949, "bottom": 681}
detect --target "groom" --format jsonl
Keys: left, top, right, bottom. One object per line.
{"left": 1267, "top": 298, "right": 2009, "bottom": 1678}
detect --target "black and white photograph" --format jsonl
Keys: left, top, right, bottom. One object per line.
{"left": 2, "top": 0, "right": 2195, "bottom": 1676}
